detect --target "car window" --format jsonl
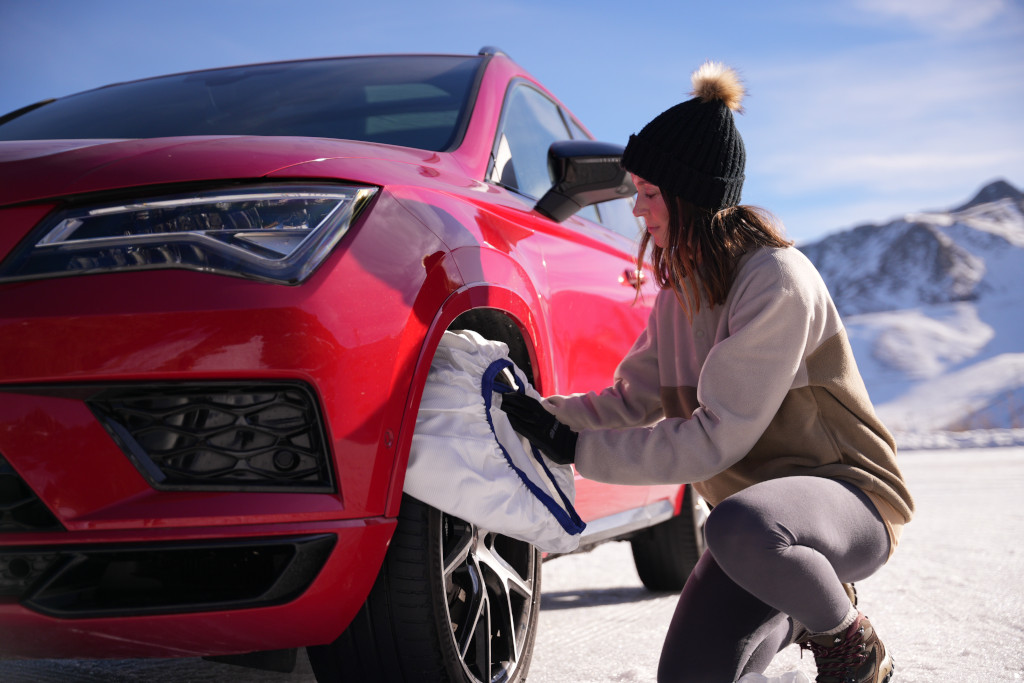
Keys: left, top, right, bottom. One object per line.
{"left": 575, "top": 203, "right": 601, "bottom": 223}
{"left": 596, "top": 198, "right": 643, "bottom": 240}
{"left": 488, "top": 84, "right": 572, "bottom": 200}
{"left": 0, "top": 56, "right": 483, "bottom": 152}
{"left": 565, "top": 114, "right": 590, "bottom": 142}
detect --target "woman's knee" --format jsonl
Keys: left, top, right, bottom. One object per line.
{"left": 705, "top": 496, "right": 765, "bottom": 547}
{"left": 704, "top": 495, "right": 790, "bottom": 566}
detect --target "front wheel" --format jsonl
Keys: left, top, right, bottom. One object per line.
{"left": 307, "top": 494, "right": 542, "bottom": 682}
{"left": 629, "top": 486, "right": 709, "bottom": 591}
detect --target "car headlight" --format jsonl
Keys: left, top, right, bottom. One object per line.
{"left": 0, "top": 184, "right": 376, "bottom": 285}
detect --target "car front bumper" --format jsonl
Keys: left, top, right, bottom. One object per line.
{"left": 0, "top": 515, "right": 395, "bottom": 658}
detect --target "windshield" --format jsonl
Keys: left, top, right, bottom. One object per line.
{"left": 0, "top": 55, "right": 484, "bottom": 151}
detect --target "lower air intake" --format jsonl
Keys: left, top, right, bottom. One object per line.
{"left": 16, "top": 533, "right": 336, "bottom": 618}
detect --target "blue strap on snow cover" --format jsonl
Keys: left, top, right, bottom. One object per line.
{"left": 481, "top": 358, "right": 586, "bottom": 538}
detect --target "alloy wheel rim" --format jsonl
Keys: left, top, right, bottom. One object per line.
{"left": 439, "top": 513, "right": 537, "bottom": 682}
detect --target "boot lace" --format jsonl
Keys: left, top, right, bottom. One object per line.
{"left": 799, "top": 623, "right": 868, "bottom": 683}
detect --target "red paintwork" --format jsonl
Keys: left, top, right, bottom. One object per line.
{"left": 0, "top": 519, "right": 395, "bottom": 659}
{"left": 0, "top": 52, "right": 684, "bottom": 658}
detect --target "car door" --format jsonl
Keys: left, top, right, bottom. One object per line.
{"left": 487, "top": 81, "right": 656, "bottom": 520}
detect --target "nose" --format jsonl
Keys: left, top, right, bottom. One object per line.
{"left": 632, "top": 197, "right": 644, "bottom": 218}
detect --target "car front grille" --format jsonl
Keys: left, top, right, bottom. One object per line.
{"left": 88, "top": 382, "right": 335, "bottom": 492}
{"left": 0, "top": 454, "right": 64, "bottom": 532}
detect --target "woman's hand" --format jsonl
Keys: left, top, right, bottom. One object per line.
{"left": 499, "top": 393, "right": 578, "bottom": 466}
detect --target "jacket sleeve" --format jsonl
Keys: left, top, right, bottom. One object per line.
{"left": 542, "top": 298, "right": 665, "bottom": 431}
{"left": 573, "top": 253, "right": 825, "bottom": 485}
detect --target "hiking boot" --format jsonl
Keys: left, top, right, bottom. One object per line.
{"left": 799, "top": 611, "right": 894, "bottom": 683}
{"left": 842, "top": 582, "right": 858, "bottom": 608}
{"left": 790, "top": 583, "right": 858, "bottom": 645}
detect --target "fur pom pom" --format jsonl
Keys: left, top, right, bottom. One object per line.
{"left": 691, "top": 62, "right": 744, "bottom": 112}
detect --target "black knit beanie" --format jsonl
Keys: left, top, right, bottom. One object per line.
{"left": 622, "top": 62, "right": 746, "bottom": 212}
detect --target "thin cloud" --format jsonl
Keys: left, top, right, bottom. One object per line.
{"left": 761, "top": 149, "right": 1017, "bottom": 194}
{"left": 848, "top": 0, "right": 1012, "bottom": 34}
{"left": 745, "top": 36, "right": 1024, "bottom": 195}
{"left": 738, "top": 7, "right": 1023, "bottom": 240}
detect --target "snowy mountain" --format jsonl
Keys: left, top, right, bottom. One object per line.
{"left": 798, "top": 179, "right": 1024, "bottom": 438}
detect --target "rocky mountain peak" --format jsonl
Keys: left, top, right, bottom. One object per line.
{"left": 952, "top": 178, "right": 1024, "bottom": 212}
{"left": 797, "top": 179, "right": 1024, "bottom": 433}
{"left": 799, "top": 180, "right": 1022, "bottom": 317}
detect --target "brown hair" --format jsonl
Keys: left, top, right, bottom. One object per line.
{"left": 637, "top": 196, "right": 793, "bottom": 318}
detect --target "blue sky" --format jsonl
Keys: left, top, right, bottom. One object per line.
{"left": 2, "top": 0, "right": 1022, "bottom": 243}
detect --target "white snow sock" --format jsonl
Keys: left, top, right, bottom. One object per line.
{"left": 812, "top": 605, "right": 859, "bottom": 638}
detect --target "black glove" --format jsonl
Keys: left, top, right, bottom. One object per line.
{"left": 499, "top": 392, "right": 578, "bottom": 466}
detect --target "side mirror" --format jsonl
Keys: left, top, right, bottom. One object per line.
{"left": 535, "top": 140, "right": 636, "bottom": 223}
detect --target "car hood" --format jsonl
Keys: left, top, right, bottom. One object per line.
{"left": 0, "top": 136, "right": 449, "bottom": 206}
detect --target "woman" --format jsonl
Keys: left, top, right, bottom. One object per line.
{"left": 501, "top": 62, "right": 912, "bottom": 683}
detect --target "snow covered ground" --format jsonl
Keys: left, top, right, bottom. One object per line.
{"left": 894, "top": 428, "right": 1024, "bottom": 450}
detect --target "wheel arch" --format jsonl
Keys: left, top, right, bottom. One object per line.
{"left": 383, "top": 283, "right": 553, "bottom": 518}
{"left": 447, "top": 307, "right": 536, "bottom": 386}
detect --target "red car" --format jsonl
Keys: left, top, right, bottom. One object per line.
{"left": 0, "top": 48, "right": 705, "bottom": 681}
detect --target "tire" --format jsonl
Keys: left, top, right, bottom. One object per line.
{"left": 307, "top": 494, "right": 542, "bottom": 682}
{"left": 629, "top": 486, "right": 709, "bottom": 591}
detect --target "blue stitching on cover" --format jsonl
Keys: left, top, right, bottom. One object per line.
{"left": 481, "top": 359, "right": 586, "bottom": 537}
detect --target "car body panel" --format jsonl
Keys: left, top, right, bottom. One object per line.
{"left": 0, "top": 136, "right": 460, "bottom": 206}
{"left": 0, "top": 519, "right": 394, "bottom": 658}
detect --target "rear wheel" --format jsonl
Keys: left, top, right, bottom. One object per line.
{"left": 307, "top": 494, "right": 541, "bottom": 682}
{"left": 629, "top": 486, "right": 709, "bottom": 591}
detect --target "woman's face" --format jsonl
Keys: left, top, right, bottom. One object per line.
{"left": 631, "top": 174, "right": 670, "bottom": 248}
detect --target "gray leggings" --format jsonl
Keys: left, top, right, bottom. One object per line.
{"left": 657, "top": 476, "right": 890, "bottom": 683}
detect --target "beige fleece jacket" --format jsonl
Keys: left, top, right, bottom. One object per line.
{"left": 545, "top": 246, "right": 914, "bottom": 550}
